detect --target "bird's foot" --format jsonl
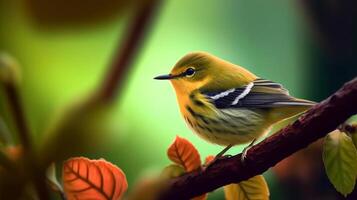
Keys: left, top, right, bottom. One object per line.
{"left": 240, "top": 146, "right": 251, "bottom": 164}
{"left": 202, "top": 144, "right": 234, "bottom": 171}
{"left": 240, "top": 139, "right": 257, "bottom": 164}
{"left": 202, "top": 154, "right": 232, "bottom": 171}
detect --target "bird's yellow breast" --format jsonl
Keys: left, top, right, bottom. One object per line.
{"left": 175, "top": 91, "right": 270, "bottom": 146}
{"left": 176, "top": 90, "right": 216, "bottom": 119}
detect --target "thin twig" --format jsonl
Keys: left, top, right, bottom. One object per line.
{"left": 159, "top": 77, "right": 357, "bottom": 200}
{"left": 3, "top": 84, "right": 49, "bottom": 199}
{"left": 4, "top": 85, "right": 31, "bottom": 149}
{"left": 97, "top": 0, "right": 162, "bottom": 103}
{"left": 0, "top": 116, "right": 13, "bottom": 145}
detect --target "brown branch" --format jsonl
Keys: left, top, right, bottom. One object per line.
{"left": 3, "top": 84, "right": 31, "bottom": 149}
{"left": 159, "top": 77, "right": 357, "bottom": 200}
{"left": 3, "top": 82, "right": 50, "bottom": 200}
{"left": 96, "top": 0, "right": 162, "bottom": 103}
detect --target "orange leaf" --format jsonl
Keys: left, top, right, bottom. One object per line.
{"left": 63, "top": 157, "right": 128, "bottom": 200}
{"left": 5, "top": 145, "right": 23, "bottom": 161}
{"left": 204, "top": 155, "right": 215, "bottom": 166}
{"left": 167, "top": 136, "right": 201, "bottom": 172}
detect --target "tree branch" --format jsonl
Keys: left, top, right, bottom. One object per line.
{"left": 3, "top": 84, "right": 32, "bottom": 150}
{"left": 1, "top": 61, "right": 49, "bottom": 199}
{"left": 159, "top": 77, "right": 357, "bottom": 200}
{"left": 96, "top": 0, "right": 162, "bottom": 103}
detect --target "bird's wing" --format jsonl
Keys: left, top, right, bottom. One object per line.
{"left": 202, "top": 78, "right": 315, "bottom": 109}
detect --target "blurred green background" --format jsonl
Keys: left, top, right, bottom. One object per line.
{"left": 0, "top": 0, "right": 356, "bottom": 199}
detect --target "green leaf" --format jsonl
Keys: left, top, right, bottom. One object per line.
{"left": 323, "top": 130, "right": 357, "bottom": 196}
{"left": 348, "top": 123, "right": 357, "bottom": 148}
{"left": 161, "top": 164, "right": 185, "bottom": 179}
{"left": 224, "top": 175, "right": 269, "bottom": 200}
{"left": 0, "top": 117, "right": 12, "bottom": 146}
{"left": 46, "top": 163, "right": 63, "bottom": 193}
{"left": 352, "top": 132, "right": 357, "bottom": 149}
{"left": 0, "top": 53, "right": 20, "bottom": 86}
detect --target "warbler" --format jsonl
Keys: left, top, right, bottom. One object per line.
{"left": 154, "top": 52, "right": 315, "bottom": 160}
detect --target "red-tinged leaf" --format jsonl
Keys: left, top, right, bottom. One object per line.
{"left": 5, "top": 145, "right": 23, "bottom": 161}
{"left": 167, "top": 136, "right": 201, "bottom": 172}
{"left": 63, "top": 157, "right": 128, "bottom": 200}
{"left": 204, "top": 155, "right": 215, "bottom": 166}
{"left": 193, "top": 193, "right": 207, "bottom": 200}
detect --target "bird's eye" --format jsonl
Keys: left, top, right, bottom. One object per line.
{"left": 185, "top": 67, "right": 195, "bottom": 77}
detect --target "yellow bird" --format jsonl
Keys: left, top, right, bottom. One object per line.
{"left": 155, "top": 52, "right": 315, "bottom": 160}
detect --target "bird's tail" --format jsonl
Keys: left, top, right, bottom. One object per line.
{"left": 274, "top": 98, "right": 316, "bottom": 107}
{"left": 269, "top": 98, "right": 316, "bottom": 124}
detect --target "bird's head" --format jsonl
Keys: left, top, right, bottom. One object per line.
{"left": 154, "top": 52, "right": 256, "bottom": 96}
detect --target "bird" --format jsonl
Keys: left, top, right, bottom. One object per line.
{"left": 154, "top": 52, "right": 315, "bottom": 162}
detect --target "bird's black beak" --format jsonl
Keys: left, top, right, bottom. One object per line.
{"left": 154, "top": 74, "right": 176, "bottom": 80}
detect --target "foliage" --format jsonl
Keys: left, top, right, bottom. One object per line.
{"left": 166, "top": 136, "right": 270, "bottom": 200}
{"left": 0, "top": 0, "right": 161, "bottom": 196}
{"left": 63, "top": 157, "right": 128, "bottom": 200}
{"left": 166, "top": 136, "right": 207, "bottom": 200}
{"left": 0, "top": 52, "right": 130, "bottom": 200}
{"left": 44, "top": 158, "right": 129, "bottom": 200}
{"left": 350, "top": 123, "right": 357, "bottom": 148}
{"left": 224, "top": 175, "right": 269, "bottom": 200}
{"left": 167, "top": 136, "right": 202, "bottom": 172}
{"left": 0, "top": 53, "right": 20, "bottom": 87}
{"left": 322, "top": 129, "right": 357, "bottom": 196}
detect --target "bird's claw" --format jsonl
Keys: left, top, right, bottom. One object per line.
{"left": 240, "top": 139, "right": 256, "bottom": 164}
{"left": 203, "top": 154, "right": 232, "bottom": 171}
{"left": 240, "top": 146, "right": 250, "bottom": 164}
